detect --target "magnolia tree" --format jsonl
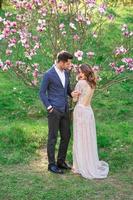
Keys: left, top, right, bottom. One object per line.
{"left": 0, "top": 0, "right": 133, "bottom": 90}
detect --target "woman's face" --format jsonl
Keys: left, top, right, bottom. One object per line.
{"left": 78, "top": 68, "right": 86, "bottom": 80}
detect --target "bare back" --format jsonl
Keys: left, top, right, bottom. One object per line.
{"left": 73, "top": 80, "right": 94, "bottom": 106}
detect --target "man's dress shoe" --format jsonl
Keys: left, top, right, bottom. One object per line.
{"left": 48, "top": 164, "right": 64, "bottom": 174}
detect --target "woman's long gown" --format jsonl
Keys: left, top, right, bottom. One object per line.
{"left": 73, "top": 80, "right": 109, "bottom": 179}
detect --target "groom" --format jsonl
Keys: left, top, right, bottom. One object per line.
{"left": 39, "top": 51, "right": 79, "bottom": 174}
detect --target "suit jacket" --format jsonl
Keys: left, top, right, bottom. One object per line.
{"left": 39, "top": 65, "right": 72, "bottom": 112}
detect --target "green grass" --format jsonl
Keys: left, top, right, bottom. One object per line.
{"left": 0, "top": 5, "right": 133, "bottom": 200}
{"left": 0, "top": 165, "right": 132, "bottom": 200}
{"left": 0, "top": 66, "right": 133, "bottom": 200}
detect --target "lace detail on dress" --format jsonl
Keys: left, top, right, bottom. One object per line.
{"left": 72, "top": 80, "right": 109, "bottom": 179}
{"left": 73, "top": 80, "right": 94, "bottom": 106}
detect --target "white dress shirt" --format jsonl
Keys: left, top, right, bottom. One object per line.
{"left": 54, "top": 65, "right": 65, "bottom": 88}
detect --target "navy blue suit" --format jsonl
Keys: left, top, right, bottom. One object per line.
{"left": 39, "top": 65, "right": 72, "bottom": 165}
{"left": 40, "top": 65, "right": 72, "bottom": 112}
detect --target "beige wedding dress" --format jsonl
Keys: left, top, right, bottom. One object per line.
{"left": 73, "top": 80, "right": 109, "bottom": 179}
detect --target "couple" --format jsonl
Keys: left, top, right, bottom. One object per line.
{"left": 39, "top": 51, "right": 109, "bottom": 179}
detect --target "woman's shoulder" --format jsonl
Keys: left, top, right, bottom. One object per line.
{"left": 77, "top": 79, "right": 94, "bottom": 91}
{"left": 78, "top": 79, "right": 87, "bottom": 84}
{"left": 77, "top": 79, "right": 90, "bottom": 87}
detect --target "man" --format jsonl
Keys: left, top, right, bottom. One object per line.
{"left": 39, "top": 51, "right": 79, "bottom": 174}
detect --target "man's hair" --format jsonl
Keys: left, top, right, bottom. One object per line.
{"left": 57, "top": 51, "right": 73, "bottom": 62}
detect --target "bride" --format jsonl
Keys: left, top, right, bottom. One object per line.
{"left": 72, "top": 64, "right": 109, "bottom": 179}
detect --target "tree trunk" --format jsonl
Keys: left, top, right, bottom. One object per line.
{"left": 0, "top": 0, "right": 3, "bottom": 9}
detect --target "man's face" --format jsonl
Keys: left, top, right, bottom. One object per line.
{"left": 60, "top": 59, "right": 72, "bottom": 70}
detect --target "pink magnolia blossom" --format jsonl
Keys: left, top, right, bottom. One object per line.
{"left": 0, "top": 17, "right": 4, "bottom": 22}
{"left": 0, "top": 34, "right": 4, "bottom": 40}
{"left": 76, "top": 14, "right": 85, "bottom": 23}
{"left": 121, "top": 58, "right": 133, "bottom": 64}
{"left": 73, "top": 34, "right": 80, "bottom": 41}
{"left": 61, "top": 31, "right": 66, "bottom": 36}
{"left": 86, "top": 0, "right": 96, "bottom": 8}
{"left": 16, "top": 61, "right": 26, "bottom": 68}
{"left": 25, "top": 66, "right": 31, "bottom": 74}
{"left": 58, "top": 2, "right": 67, "bottom": 12}
{"left": 25, "top": 47, "right": 37, "bottom": 60}
{"left": 128, "top": 63, "right": 133, "bottom": 71}
{"left": 121, "top": 24, "right": 128, "bottom": 32}
{"left": 5, "top": 12, "right": 13, "bottom": 17}
{"left": 115, "top": 65, "right": 125, "bottom": 74}
{"left": 69, "top": 22, "right": 76, "bottom": 30}
{"left": 96, "top": 76, "right": 102, "bottom": 81}
{"left": 24, "top": 44, "right": 30, "bottom": 49}
{"left": 33, "top": 0, "right": 42, "bottom": 6}
{"left": 121, "top": 24, "right": 131, "bottom": 38}
{"left": 32, "top": 36, "right": 39, "bottom": 41}
{"left": 58, "top": 2, "right": 63, "bottom": 9}
{"left": 2, "top": 65, "right": 9, "bottom": 71}
{"left": 25, "top": 52, "right": 32, "bottom": 60}
{"left": 19, "top": 32, "right": 28, "bottom": 46}
{"left": 0, "top": 60, "right": 4, "bottom": 68}
{"left": 8, "top": 38, "right": 17, "bottom": 47}
{"left": 37, "top": 19, "right": 46, "bottom": 32}
{"left": 3, "top": 20, "right": 11, "bottom": 27}
{"left": 33, "top": 68, "right": 38, "bottom": 78}
{"left": 16, "top": 61, "right": 23, "bottom": 66}
{"left": 86, "top": 18, "right": 91, "bottom": 25}
{"left": 115, "top": 46, "right": 128, "bottom": 56}
{"left": 86, "top": 51, "right": 95, "bottom": 58}
{"left": 74, "top": 50, "right": 83, "bottom": 61}
{"left": 49, "top": 0, "right": 56, "bottom": 5}
{"left": 38, "top": 19, "right": 46, "bottom": 25}
{"left": 98, "top": 3, "right": 107, "bottom": 14}
{"left": 92, "top": 65, "right": 100, "bottom": 72}
{"left": 2, "top": 27, "right": 11, "bottom": 38}
{"left": 108, "top": 15, "right": 115, "bottom": 21}
{"left": 11, "top": 0, "right": 33, "bottom": 9}
{"left": 122, "top": 58, "right": 133, "bottom": 71}
{"left": 62, "top": 5, "right": 67, "bottom": 12}
{"left": 38, "top": 7, "right": 47, "bottom": 16}
{"left": 92, "top": 32, "right": 98, "bottom": 38}
{"left": 16, "top": 14, "right": 24, "bottom": 21}
{"left": 6, "top": 49, "right": 13, "bottom": 56}
{"left": 122, "top": 30, "right": 133, "bottom": 38}
{"left": 59, "top": 23, "right": 65, "bottom": 30}
{"left": 5, "top": 60, "right": 12, "bottom": 67}
{"left": 37, "top": 26, "right": 46, "bottom": 32}
{"left": 32, "top": 79, "right": 38, "bottom": 86}
{"left": 11, "top": 21, "right": 17, "bottom": 27}
{"left": 34, "top": 42, "right": 40, "bottom": 49}
{"left": 123, "top": 31, "right": 129, "bottom": 37}
{"left": 72, "top": 64, "right": 79, "bottom": 74}
{"left": 32, "top": 63, "right": 39, "bottom": 68}
{"left": 109, "top": 62, "right": 116, "bottom": 69}
{"left": 129, "top": 31, "right": 133, "bottom": 37}
{"left": 11, "top": 29, "right": 17, "bottom": 34}
{"left": 25, "top": 2, "right": 33, "bottom": 10}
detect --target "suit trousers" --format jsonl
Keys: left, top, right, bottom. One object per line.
{"left": 47, "top": 108, "right": 71, "bottom": 166}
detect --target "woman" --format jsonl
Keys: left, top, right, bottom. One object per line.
{"left": 72, "top": 64, "right": 109, "bottom": 179}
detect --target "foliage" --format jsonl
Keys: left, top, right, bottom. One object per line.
{"left": 0, "top": 0, "right": 132, "bottom": 88}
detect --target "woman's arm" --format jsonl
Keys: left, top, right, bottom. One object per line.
{"left": 72, "top": 81, "right": 81, "bottom": 102}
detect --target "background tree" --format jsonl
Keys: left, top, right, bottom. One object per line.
{"left": 0, "top": 0, "right": 3, "bottom": 9}
{"left": 0, "top": 0, "right": 132, "bottom": 90}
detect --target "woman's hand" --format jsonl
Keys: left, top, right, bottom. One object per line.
{"left": 71, "top": 90, "right": 81, "bottom": 98}
{"left": 71, "top": 90, "right": 81, "bottom": 102}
